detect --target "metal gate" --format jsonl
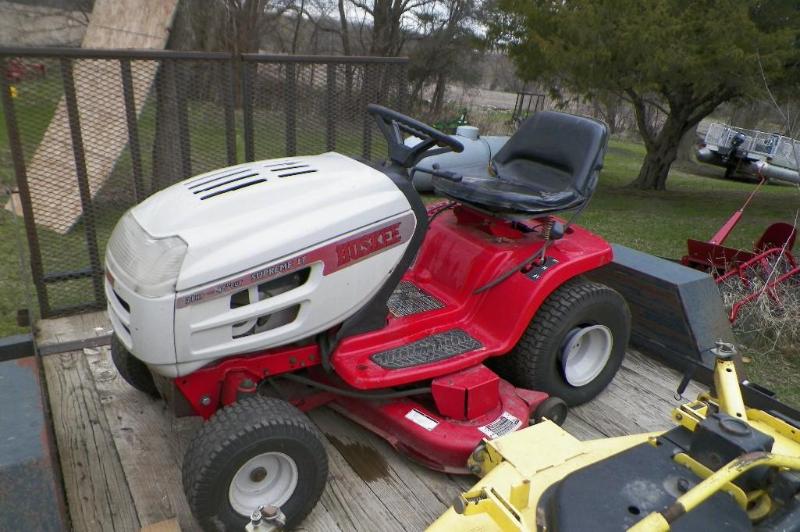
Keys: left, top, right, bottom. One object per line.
{"left": 0, "top": 48, "right": 408, "bottom": 318}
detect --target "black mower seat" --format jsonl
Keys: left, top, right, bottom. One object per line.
{"left": 433, "top": 111, "right": 608, "bottom": 215}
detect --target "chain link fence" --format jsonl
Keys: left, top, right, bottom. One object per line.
{"left": 0, "top": 48, "right": 408, "bottom": 319}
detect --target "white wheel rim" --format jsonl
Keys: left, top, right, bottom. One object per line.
{"left": 228, "top": 452, "right": 298, "bottom": 517}
{"left": 561, "top": 325, "right": 613, "bottom": 387}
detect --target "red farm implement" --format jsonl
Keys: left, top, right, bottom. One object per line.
{"left": 4, "top": 58, "right": 46, "bottom": 84}
{"left": 681, "top": 178, "right": 799, "bottom": 322}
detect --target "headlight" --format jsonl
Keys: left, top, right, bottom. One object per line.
{"left": 106, "top": 210, "right": 188, "bottom": 298}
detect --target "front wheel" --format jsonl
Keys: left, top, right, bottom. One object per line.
{"left": 497, "top": 277, "right": 631, "bottom": 406}
{"left": 183, "top": 396, "right": 328, "bottom": 531}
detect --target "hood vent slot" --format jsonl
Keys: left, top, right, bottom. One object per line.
{"left": 183, "top": 160, "right": 317, "bottom": 200}
{"left": 186, "top": 167, "right": 254, "bottom": 189}
{"left": 192, "top": 172, "right": 259, "bottom": 194}
{"left": 199, "top": 179, "right": 267, "bottom": 200}
{"left": 279, "top": 169, "right": 316, "bottom": 177}
{"left": 263, "top": 161, "right": 300, "bottom": 168}
{"left": 271, "top": 164, "right": 318, "bottom": 178}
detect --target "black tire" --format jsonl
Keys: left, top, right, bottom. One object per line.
{"left": 183, "top": 396, "right": 328, "bottom": 531}
{"left": 533, "top": 397, "right": 568, "bottom": 426}
{"left": 110, "top": 334, "right": 158, "bottom": 397}
{"left": 497, "top": 277, "right": 631, "bottom": 406}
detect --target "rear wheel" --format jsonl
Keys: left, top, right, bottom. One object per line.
{"left": 497, "top": 277, "right": 631, "bottom": 406}
{"left": 533, "top": 397, "right": 568, "bottom": 425}
{"left": 183, "top": 396, "right": 328, "bottom": 531}
{"left": 110, "top": 334, "right": 158, "bottom": 397}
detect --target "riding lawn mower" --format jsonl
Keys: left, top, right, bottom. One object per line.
{"left": 104, "top": 105, "right": 631, "bottom": 529}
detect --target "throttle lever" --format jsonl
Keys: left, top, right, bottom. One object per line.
{"left": 429, "top": 163, "right": 463, "bottom": 182}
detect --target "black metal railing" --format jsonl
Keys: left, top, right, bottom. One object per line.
{"left": 0, "top": 47, "right": 408, "bottom": 318}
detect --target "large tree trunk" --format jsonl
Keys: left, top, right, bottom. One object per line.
{"left": 626, "top": 86, "right": 733, "bottom": 190}
{"left": 629, "top": 113, "right": 687, "bottom": 190}
{"left": 676, "top": 123, "right": 698, "bottom": 163}
{"left": 631, "top": 140, "right": 680, "bottom": 190}
{"left": 431, "top": 72, "right": 447, "bottom": 113}
{"left": 370, "top": 0, "right": 404, "bottom": 56}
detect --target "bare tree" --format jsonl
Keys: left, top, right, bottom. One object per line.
{"left": 290, "top": 0, "right": 307, "bottom": 53}
{"left": 171, "top": 0, "right": 296, "bottom": 53}
{"left": 407, "top": 0, "right": 481, "bottom": 113}
{"left": 349, "top": 0, "right": 437, "bottom": 56}
{"left": 337, "top": 0, "right": 352, "bottom": 54}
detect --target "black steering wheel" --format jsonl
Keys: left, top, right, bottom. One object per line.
{"left": 367, "top": 104, "right": 464, "bottom": 169}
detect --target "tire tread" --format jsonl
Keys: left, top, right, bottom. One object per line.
{"left": 182, "top": 396, "right": 328, "bottom": 530}
{"left": 496, "top": 276, "right": 630, "bottom": 405}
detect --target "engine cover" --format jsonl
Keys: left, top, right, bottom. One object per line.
{"left": 133, "top": 152, "right": 412, "bottom": 289}
{"left": 105, "top": 152, "right": 416, "bottom": 376}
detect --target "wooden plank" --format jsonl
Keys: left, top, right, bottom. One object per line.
{"left": 140, "top": 518, "right": 180, "bottom": 532}
{"left": 84, "top": 344, "right": 344, "bottom": 532}
{"left": 308, "top": 413, "right": 408, "bottom": 531}
{"left": 562, "top": 413, "right": 605, "bottom": 441}
{"left": 83, "top": 346, "right": 201, "bottom": 531}
{"left": 36, "top": 310, "right": 110, "bottom": 347}
{"left": 311, "top": 408, "right": 460, "bottom": 528}
{"left": 43, "top": 351, "right": 139, "bottom": 532}
{"left": 569, "top": 350, "right": 706, "bottom": 438}
{"left": 37, "top": 311, "right": 712, "bottom": 531}
{"left": 291, "top": 499, "right": 344, "bottom": 532}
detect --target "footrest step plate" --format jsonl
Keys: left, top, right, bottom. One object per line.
{"left": 387, "top": 281, "right": 444, "bottom": 317}
{"left": 371, "top": 329, "right": 482, "bottom": 369}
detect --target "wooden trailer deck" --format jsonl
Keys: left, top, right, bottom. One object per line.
{"left": 37, "top": 311, "right": 705, "bottom": 532}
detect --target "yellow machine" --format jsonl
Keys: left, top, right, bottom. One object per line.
{"left": 429, "top": 343, "right": 800, "bottom": 531}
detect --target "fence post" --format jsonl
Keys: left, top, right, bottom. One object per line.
{"left": 119, "top": 59, "right": 145, "bottom": 202}
{"left": 326, "top": 63, "right": 337, "bottom": 152}
{"left": 242, "top": 59, "right": 255, "bottom": 162}
{"left": 170, "top": 59, "right": 192, "bottom": 179}
{"left": 396, "top": 62, "right": 408, "bottom": 113}
{"left": 1, "top": 64, "right": 50, "bottom": 317}
{"left": 361, "top": 63, "right": 373, "bottom": 160}
{"left": 223, "top": 58, "right": 237, "bottom": 166}
{"left": 285, "top": 63, "right": 297, "bottom": 157}
{"left": 60, "top": 58, "right": 104, "bottom": 308}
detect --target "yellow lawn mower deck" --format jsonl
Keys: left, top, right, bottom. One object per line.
{"left": 429, "top": 344, "right": 800, "bottom": 532}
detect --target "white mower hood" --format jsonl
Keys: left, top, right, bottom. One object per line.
{"left": 130, "top": 152, "right": 411, "bottom": 291}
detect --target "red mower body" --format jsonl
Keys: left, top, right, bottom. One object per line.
{"left": 174, "top": 204, "right": 612, "bottom": 472}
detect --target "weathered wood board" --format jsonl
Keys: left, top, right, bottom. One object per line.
{"left": 39, "top": 311, "right": 706, "bottom": 532}
{"left": 41, "top": 334, "right": 140, "bottom": 530}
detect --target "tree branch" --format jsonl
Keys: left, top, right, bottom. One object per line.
{"left": 626, "top": 88, "right": 656, "bottom": 150}
{"left": 349, "top": 0, "right": 374, "bottom": 16}
{"left": 642, "top": 97, "right": 668, "bottom": 116}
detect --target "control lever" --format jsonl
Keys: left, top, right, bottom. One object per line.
{"left": 410, "top": 163, "right": 463, "bottom": 183}
{"left": 429, "top": 163, "right": 463, "bottom": 182}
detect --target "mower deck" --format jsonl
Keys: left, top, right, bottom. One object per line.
{"left": 37, "top": 310, "right": 705, "bottom": 532}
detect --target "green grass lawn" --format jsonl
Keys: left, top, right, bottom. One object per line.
{"left": 0, "top": 82, "right": 797, "bottom": 406}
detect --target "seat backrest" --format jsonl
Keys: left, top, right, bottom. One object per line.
{"left": 493, "top": 111, "right": 608, "bottom": 197}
